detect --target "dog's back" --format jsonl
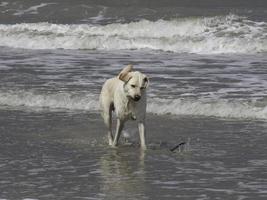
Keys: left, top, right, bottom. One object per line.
{"left": 100, "top": 77, "right": 118, "bottom": 115}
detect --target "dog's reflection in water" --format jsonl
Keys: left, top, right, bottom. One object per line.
{"left": 99, "top": 147, "right": 146, "bottom": 199}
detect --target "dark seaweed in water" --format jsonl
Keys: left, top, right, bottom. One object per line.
{"left": 170, "top": 142, "right": 186, "bottom": 152}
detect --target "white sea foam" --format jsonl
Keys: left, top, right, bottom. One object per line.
{"left": 0, "top": 15, "right": 266, "bottom": 54}
{"left": 147, "top": 98, "right": 267, "bottom": 120}
{"left": 0, "top": 91, "right": 99, "bottom": 111}
{"left": 13, "top": 3, "right": 53, "bottom": 16}
{"left": 0, "top": 91, "right": 266, "bottom": 119}
{"left": 87, "top": 6, "right": 108, "bottom": 24}
{"left": 0, "top": 2, "right": 8, "bottom": 7}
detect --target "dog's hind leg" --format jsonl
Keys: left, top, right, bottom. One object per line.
{"left": 102, "top": 105, "right": 113, "bottom": 146}
{"left": 112, "top": 118, "right": 124, "bottom": 147}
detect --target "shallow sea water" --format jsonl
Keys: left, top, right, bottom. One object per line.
{"left": 1, "top": 109, "right": 267, "bottom": 200}
{"left": 1, "top": 0, "right": 267, "bottom": 199}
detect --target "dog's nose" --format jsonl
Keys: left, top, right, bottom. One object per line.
{"left": 134, "top": 95, "right": 141, "bottom": 101}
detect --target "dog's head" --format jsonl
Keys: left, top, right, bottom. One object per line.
{"left": 118, "top": 65, "right": 149, "bottom": 102}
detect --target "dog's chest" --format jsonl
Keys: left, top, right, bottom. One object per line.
{"left": 115, "top": 99, "right": 137, "bottom": 120}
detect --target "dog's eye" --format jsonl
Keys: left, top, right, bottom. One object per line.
{"left": 131, "top": 85, "right": 136, "bottom": 88}
{"left": 140, "top": 87, "right": 145, "bottom": 90}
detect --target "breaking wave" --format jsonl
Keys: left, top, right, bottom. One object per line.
{"left": 147, "top": 98, "right": 267, "bottom": 120}
{"left": 0, "top": 15, "right": 267, "bottom": 54}
{"left": 0, "top": 90, "right": 266, "bottom": 120}
{"left": 0, "top": 91, "right": 99, "bottom": 111}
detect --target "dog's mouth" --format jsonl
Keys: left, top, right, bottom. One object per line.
{"left": 127, "top": 94, "right": 141, "bottom": 102}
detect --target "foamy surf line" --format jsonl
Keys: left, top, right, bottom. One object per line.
{"left": 0, "top": 91, "right": 266, "bottom": 120}
{"left": 0, "top": 15, "right": 267, "bottom": 54}
{"left": 148, "top": 98, "right": 267, "bottom": 120}
{"left": 0, "top": 91, "right": 99, "bottom": 111}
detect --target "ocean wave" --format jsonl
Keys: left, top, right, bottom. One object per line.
{"left": 147, "top": 98, "right": 267, "bottom": 120}
{"left": 13, "top": 3, "right": 54, "bottom": 16}
{"left": 0, "top": 90, "right": 266, "bottom": 119}
{"left": 0, "top": 91, "right": 99, "bottom": 111}
{"left": 0, "top": 15, "right": 266, "bottom": 54}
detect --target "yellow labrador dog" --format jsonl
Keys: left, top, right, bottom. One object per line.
{"left": 99, "top": 65, "right": 149, "bottom": 149}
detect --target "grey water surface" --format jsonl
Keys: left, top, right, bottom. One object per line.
{"left": 0, "top": 0, "right": 267, "bottom": 199}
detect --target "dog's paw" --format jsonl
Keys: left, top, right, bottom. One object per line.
{"left": 111, "top": 144, "right": 119, "bottom": 149}
{"left": 108, "top": 140, "right": 113, "bottom": 146}
{"left": 131, "top": 115, "right": 137, "bottom": 120}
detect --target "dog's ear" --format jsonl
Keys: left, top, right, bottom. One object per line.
{"left": 143, "top": 76, "right": 149, "bottom": 88}
{"left": 118, "top": 65, "right": 133, "bottom": 82}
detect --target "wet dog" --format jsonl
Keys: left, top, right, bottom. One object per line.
{"left": 99, "top": 65, "right": 149, "bottom": 149}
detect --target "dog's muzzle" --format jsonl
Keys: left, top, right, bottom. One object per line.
{"left": 133, "top": 95, "right": 141, "bottom": 101}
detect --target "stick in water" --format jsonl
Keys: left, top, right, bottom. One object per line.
{"left": 170, "top": 142, "right": 186, "bottom": 152}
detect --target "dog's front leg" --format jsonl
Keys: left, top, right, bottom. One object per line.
{"left": 112, "top": 118, "right": 124, "bottom": 147}
{"left": 138, "top": 122, "right": 147, "bottom": 150}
